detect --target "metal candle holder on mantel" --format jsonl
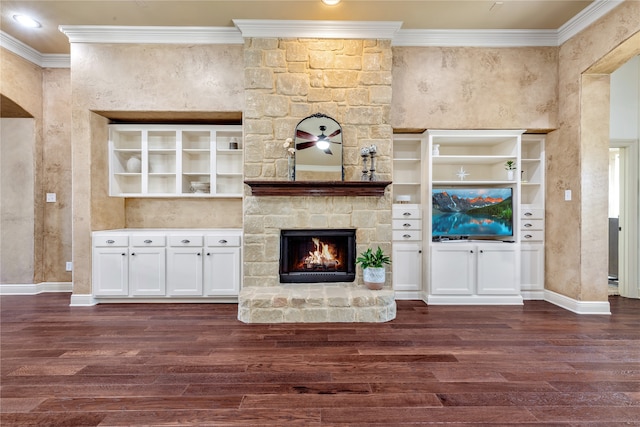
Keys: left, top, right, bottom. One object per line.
{"left": 360, "top": 145, "right": 378, "bottom": 181}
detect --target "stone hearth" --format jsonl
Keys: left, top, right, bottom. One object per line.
{"left": 238, "top": 284, "right": 396, "bottom": 323}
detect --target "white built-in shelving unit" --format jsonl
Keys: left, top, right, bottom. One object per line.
{"left": 109, "top": 124, "right": 243, "bottom": 198}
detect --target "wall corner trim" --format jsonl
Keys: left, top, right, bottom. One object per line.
{"left": 69, "top": 294, "right": 98, "bottom": 306}
{"left": 544, "top": 289, "right": 612, "bottom": 315}
{"left": 0, "top": 31, "right": 70, "bottom": 68}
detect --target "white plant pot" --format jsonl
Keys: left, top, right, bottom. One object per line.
{"left": 507, "top": 170, "right": 515, "bottom": 181}
{"left": 126, "top": 156, "right": 142, "bottom": 173}
{"left": 363, "top": 267, "right": 386, "bottom": 290}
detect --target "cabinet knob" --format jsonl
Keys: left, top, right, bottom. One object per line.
{"left": 144, "top": 239, "right": 152, "bottom": 243}
{"left": 121, "top": 253, "right": 126, "bottom": 256}
{"left": 480, "top": 250, "right": 484, "bottom": 253}
{"left": 131, "top": 252, "right": 135, "bottom": 256}
{"left": 524, "top": 212, "right": 533, "bottom": 216}
{"left": 403, "top": 234, "right": 411, "bottom": 239}
{"left": 181, "top": 239, "right": 190, "bottom": 244}
{"left": 403, "top": 223, "right": 411, "bottom": 228}
{"left": 524, "top": 223, "right": 532, "bottom": 228}
{"left": 418, "top": 250, "right": 422, "bottom": 254}
{"left": 197, "top": 253, "right": 201, "bottom": 256}
{"left": 207, "top": 252, "right": 211, "bottom": 256}
{"left": 218, "top": 239, "right": 228, "bottom": 244}
{"left": 402, "top": 212, "right": 411, "bottom": 216}
{"left": 106, "top": 239, "right": 115, "bottom": 244}
{"left": 470, "top": 250, "right": 474, "bottom": 254}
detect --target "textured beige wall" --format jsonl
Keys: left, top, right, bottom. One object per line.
{"left": 550, "top": 1, "right": 640, "bottom": 302}
{"left": 42, "top": 69, "right": 73, "bottom": 282}
{"left": 1, "top": 119, "right": 35, "bottom": 283}
{"left": 391, "top": 46, "right": 558, "bottom": 130}
{"left": 0, "top": 49, "right": 45, "bottom": 283}
{"left": 70, "top": 43, "right": 245, "bottom": 294}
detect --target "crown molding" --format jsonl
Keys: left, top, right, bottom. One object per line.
{"left": 392, "top": 29, "right": 558, "bottom": 47}
{"left": 59, "top": 25, "right": 244, "bottom": 45}
{"left": 233, "top": 19, "right": 403, "bottom": 39}
{"left": 557, "top": 0, "right": 624, "bottom": 45}
{"left": 0, "top": 31, "right": 70, "bottom": 68}
{"left": 2, "top": 0, "right": 625, "bottom": 69}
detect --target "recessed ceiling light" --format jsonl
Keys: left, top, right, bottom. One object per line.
{"left": 13, "top": 14, "right": 41, "bottom": 28}
{"left": 321, "top": 0, "right": 341, "bottom": 5}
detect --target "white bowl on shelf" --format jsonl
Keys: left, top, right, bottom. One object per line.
{"left": 189, "top": 181, "right": 210, "bottom": 193}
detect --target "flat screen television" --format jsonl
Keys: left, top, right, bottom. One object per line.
{"left": 432, "top": 187, "right": 513, "bottom": 239}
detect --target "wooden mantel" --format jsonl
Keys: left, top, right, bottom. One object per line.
{"left": 244, "top": 180, "right": 391, "bottom": 197}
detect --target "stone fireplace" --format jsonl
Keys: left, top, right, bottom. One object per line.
{"left": 238, "top": 37, "right": 396, "bottom": 323}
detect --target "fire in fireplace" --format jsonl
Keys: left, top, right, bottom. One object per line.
{"left": 279, "top": 229, "right": 356, "bottom": 283}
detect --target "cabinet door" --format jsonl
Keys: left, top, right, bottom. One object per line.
{"left": 521, "top": 243, "right": 544, "bottom": 291}
{"left": 392, "top": 243, "right": 422, "bottom": 291}
{"left": 129, "top": 248, "right": 166, "bottom": 296}
{"left": 92, "top": 248, "right": 129, "bottom": 296}
{"left": 430, "top": 245, "right": 474, "bottom": 295}
{"left": 477, "top": 245, "right": 519, "bottom": 295}
{"left": 167, "top": 248, "right": 203, "bottom": 296}
{"left": 204, "top": 247, "right": 240, "bottom": 296}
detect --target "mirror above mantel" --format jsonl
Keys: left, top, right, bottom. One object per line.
{"left": 293, "top": 113, "right": 343, "bottom": 181}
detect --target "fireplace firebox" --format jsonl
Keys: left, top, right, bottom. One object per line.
{"left": 279, "top": 229, "right": 356, "bottom": 283}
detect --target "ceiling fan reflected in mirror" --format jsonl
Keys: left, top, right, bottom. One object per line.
{"left": 295, "top": 114, "right": 342, "bottom": 155}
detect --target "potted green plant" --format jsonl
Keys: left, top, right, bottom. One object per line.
{"left": 505, "top": 160, "right": 516, "bottom": 180}
{"left": 356, "top": 246, "right": 391, "bottom": 290}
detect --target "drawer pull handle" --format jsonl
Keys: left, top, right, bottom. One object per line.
{"left": 144, "top": 239, "right": 152, "bottom": 243}
{"left": 524, "top": 212, "right": 533, "bottom": 216}
{"left": 106, "top": 239, "right": 115, "bottom": 244}
{"left": 181, "top": 239, "right": 190, "bottom": 244}
{"left": 524, "top": 234, "right": 532, "bottom": 239}
{"left": 524, "top": 223, "right": 532, "bottom": 228}
{"left": 402, "top": 212, "right": 412, "bottom": 216}
{"left": 403, "top": 234, "right": 411, "bottom": 239}
{"left": 219, "top": 239, "right": 228, "bottom": 244}
{"left": 403, "top": 223, "right": 411, "bottom": 228}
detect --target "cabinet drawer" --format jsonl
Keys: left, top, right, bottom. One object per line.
{"left": 392, "top": 206, "right": 421, "bottom": 219}
{"left": 393, "top": 230, "right": 421, "bottom": 241}
{"left": 131, "top": 235, "right": 166, "bottom": 247}
{"left": 206, "top": 235, "right": 241, "bottom": 247}
{"left": 521, "top": 208, "right": 544, "bottom": 220}
{"left": 392, "top": 219, "right": 422, "bottom": 230}
{"left": 168, "top": 235, "right": 203, "bottom": 247}
{"left": 520, "top": 230, "right": 544, "bottom": 242}
{"left": 93, "top": 235, "right": 128, "bottom": 247}
{"left": 520, "top": 219, "right": 544, "bottom": 231}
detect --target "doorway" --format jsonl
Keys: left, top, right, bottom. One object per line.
{"left": 608, "top": 141, "right": 639, "bottom": 299}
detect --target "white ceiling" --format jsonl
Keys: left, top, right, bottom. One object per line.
{"left": 1, "top": 0, "right": 598, "bottom": 55}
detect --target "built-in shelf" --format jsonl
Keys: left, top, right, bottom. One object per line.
{"left": 245, "top": 180, "right": 391, "bottom": 197}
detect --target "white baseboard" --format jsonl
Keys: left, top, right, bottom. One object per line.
{"left": 544, "top": 289, "right": 611, "bottom": 315}
{"left": 0, "top": 282, "right": 72, "bottom": 295}
{"left": 522, "top": 290, "right": 545, "bottom": 300}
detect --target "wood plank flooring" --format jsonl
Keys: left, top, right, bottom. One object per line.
{"left": 1, "top": 294, "right": 639, "bottom": 426}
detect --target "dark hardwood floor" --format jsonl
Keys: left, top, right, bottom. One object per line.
{"left": 1, "top": 294, "right": 639, "bottom": 426}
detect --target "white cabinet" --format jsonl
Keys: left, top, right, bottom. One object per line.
{"left": 429, "top": 242, "right": 522, "bottom": 304}
{"left": 391, "top": 205, "right": 423, "bottom": 298}
{"left": 167, "top": 235, "right": 204, "bottom": 296}
{"left": 92, "top": 240, "right": 129, "bottom": 296}
{"left": 204, "top": 234, "right": 241, "bottom": 296}
{"left": 520, "top": 134, "right": 545, "bottom": 300}
{"left": 92, "top": 229, "right": 242, "bottom": 302}
{"left": 109, "top": 125, "right": 243, "bottom": 198}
